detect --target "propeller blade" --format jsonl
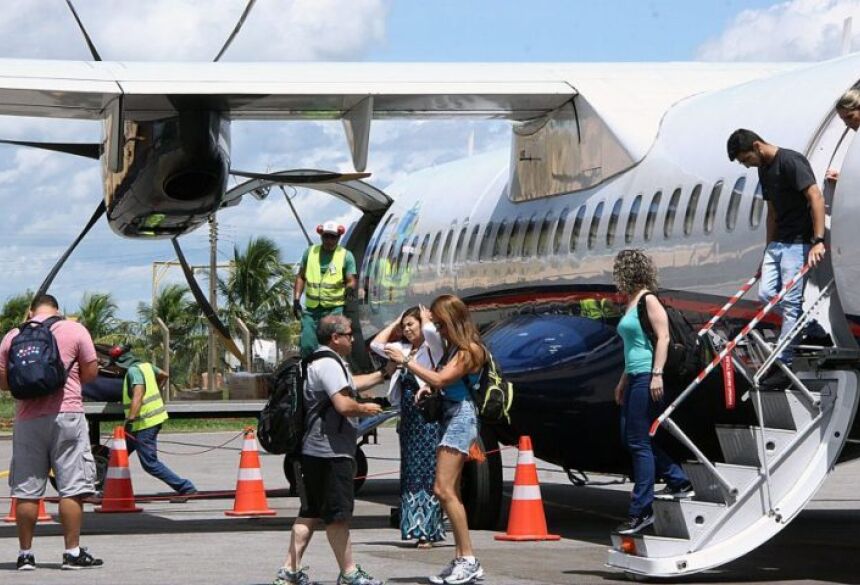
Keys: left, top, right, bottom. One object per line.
{"left": 170, "top": 237, "right": 247, "bottom": 364}
{"left": 0, "top": 139, "right": 101, "bottom": 159}
{"left": 213, "top": 0, "right": 258, "bottom": 62}
{"left": 36, "top": 200, "right": 106, "bottom": 297}
{"left": 64, "top": 0, "right": 102, "bottom": 61}
{"left": 230, "top": 169, "right": 371, "bottom": 184}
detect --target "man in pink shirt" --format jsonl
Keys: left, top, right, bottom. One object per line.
{"left": 0, "top": 294, "right": 102, "bottom": 571}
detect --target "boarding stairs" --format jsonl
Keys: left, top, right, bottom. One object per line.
{"left": 608, "top": 265, "right": 860, "bottom": 578}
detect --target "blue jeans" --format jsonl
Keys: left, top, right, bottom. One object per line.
{"left": 621, "top": 373, "right": 688, "bottom": 517}
{"left": 126, "top": 424, "right": 196, "bottom": 494}
{"left": 759, "top": 241, "right": 809, "bottom": 364}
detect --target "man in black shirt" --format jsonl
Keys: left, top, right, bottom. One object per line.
{"left": 727, "top": 129, "right": 827, "bottom": 378}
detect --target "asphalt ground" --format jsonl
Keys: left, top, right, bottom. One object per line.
{"left": 1, "top": 428, "right": 859, "bottom": 585}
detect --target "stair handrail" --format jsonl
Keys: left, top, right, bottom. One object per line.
{"left": 697, "top": 270, "right": 761, "bottom": 338}
{"left": 649, "top": 262, "right": 811, "bottom": 437}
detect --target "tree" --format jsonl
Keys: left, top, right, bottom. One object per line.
{"left": 0, "top": 291, "right": 32, "bottom": 335}
{"left": 219, "top": 237, "right": 295, "bottom": 349}
{"left": 77, "top": 292, "right": 122, "bottom": 343}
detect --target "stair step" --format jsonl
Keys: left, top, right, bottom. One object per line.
{"left": 611, "top": 531, "right": 690, "bottom": 558}
{"left": 653, "top": 498, "right": 726, "bottom": 540}
{"left": 683, "top": 461, "right": 759, "bottom": 504}
{"left": 715, "top": 425, "right": 796, "bottom": 466}
{"left": 757, "top": 388, "right": 820, "bottom": 430}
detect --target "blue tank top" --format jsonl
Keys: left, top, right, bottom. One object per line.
{"left": 617, "top": 306, "right": 654, "bottom": 375}
{"left": 442, "top": 373, "right": 480, "bottom": 402}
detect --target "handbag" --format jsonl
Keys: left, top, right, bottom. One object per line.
{"left": 416, "top": 390, "right": 443, "bottom": 423}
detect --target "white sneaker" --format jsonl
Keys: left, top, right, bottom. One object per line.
{"left": 444, "top": 558, "right": 483, "bottom": 585}
{"left": 429, "top": 559, "right": 458, "bottom": 584}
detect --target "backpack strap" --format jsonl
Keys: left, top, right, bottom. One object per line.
{"left": 306, "top": 349, "right": 350, "bottom": 432}
{"left": 636, "top": 292, "right": 659, "bottom": 347}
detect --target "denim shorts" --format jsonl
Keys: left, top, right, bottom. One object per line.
{"left": 439, "top": 399, "right": 478, "bottom": 455}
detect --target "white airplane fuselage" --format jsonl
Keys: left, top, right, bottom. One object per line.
{"left": 354, "top": 55, "right": 860, "bottom": 472}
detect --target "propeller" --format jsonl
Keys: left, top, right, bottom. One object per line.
{"left": 230, "top": 169, "right": 371, "bottom": 184}
{"left": 0, "top": 139, "right": 101, "bottom": 159}
{"left": 36, "top": 201, "right": 106, "bottom": 298}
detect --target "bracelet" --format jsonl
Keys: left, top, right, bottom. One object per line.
{"left": 651, "top": 370, "right": 663, "bottom": 376}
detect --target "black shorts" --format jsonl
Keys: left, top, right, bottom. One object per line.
{"left": 297, "top": 454, "right": 356, "bottom": 524}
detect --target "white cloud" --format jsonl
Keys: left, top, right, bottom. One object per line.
{"left": 697, "top": 0, "right": 860, "bottom": 61}
{"left": 0, "top": 0, "right": 389, "bottom": 62}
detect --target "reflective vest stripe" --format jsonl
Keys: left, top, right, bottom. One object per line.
{"left": 305, "top": 245, "right": 347, "bottom": 309}
{"left": 123, "top": 362, "right": 170, "bottom": 432}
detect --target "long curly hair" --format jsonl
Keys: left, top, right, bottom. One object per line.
{"left": 430, "top": 294, "right": 486, "bottom": 372}
{"left": 613, "top": 248, "right": 658, "bottom": 296}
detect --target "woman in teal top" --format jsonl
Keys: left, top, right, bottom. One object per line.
{"left": 612, "top": 249, "right": 692, "bottom": 536}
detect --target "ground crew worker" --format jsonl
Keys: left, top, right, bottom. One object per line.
{"left": 293, "top": 220, "right": 358, "bottom": 358}
{"left": 112, "top": 346, "right": 197, "bottom": 498}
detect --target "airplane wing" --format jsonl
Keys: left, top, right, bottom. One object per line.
{"left": 0, "top": 59, "right": 800, "bottom": 169}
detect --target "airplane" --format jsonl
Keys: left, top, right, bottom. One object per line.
{"left": 1, "top": 7, "right": 859, "bottom": 577}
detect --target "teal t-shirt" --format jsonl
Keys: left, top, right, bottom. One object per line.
{"left": 617, "top": 307, "right": 653, "bottom": 375}
{"left": 300, "top": 246, "right": 357, "bottom": 279}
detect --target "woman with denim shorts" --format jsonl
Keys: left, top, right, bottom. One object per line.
{"left": 612, "top": 249, "right": 692, "bottom": 536}
{"left": 386, "top": 294, "right": 486, "bottom": 585}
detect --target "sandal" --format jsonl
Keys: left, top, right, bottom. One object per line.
{"left": 416, "top": 539, "right": 433, "bottom": 549}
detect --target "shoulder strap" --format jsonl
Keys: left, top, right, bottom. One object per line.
{"left": 637, "top": 292, "right": 658, "bottom": 345}
{"left": 306, "top": 349, "right": 350, "bottom": 429}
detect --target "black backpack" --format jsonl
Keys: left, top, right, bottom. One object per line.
{"left": 637, "top": 292, "right": 708, "bottom": 384}
{"left": 465, "top": 348, "right": 514, "bottom": 424}
{"left": 7, "top": 316, "right": 76, "bottom": 400}
{"left": 257, "top": 351, "right": 346, "bottom": 455}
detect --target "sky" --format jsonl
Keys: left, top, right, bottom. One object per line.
{"left": 0, "top": 0, "right": 858, "bottom": 319}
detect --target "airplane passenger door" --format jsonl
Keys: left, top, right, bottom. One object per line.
{"left": 827, "top": 127, "right": 860, "bottom": 345}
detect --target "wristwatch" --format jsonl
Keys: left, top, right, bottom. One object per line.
{"left": 651, "top": 369, "right": 663, "bottom": 376}
{"left": 811, "top": 236, "right": 825, "bottom": 246}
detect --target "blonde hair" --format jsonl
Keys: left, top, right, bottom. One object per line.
{"left": 613, "top": 249, "right": 658, "bottom": 295}
{"left": 837, "top": 88, "right": 860, "bottom": 112}
{"left": 430, "top": 294, "right": 486, "bottom": 372}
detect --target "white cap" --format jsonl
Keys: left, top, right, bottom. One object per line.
{"left": 319, "top": 221, "right": 343, "bottom": 235}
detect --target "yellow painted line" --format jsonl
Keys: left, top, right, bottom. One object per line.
{"left": 0, "top": 470, "right": 9, "bottom": 478}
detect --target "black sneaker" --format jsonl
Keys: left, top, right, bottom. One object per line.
{"left": 615, "top": 513, "right": 654, "bottom": 535}
{"left": 16, "top": 553, "right": 36, "bottom": 571}
{"left": 655, "top": 482, "right": 695, "bottom": 500}
{"left": 61, "top": 547, "right": 103, "bottom": 570}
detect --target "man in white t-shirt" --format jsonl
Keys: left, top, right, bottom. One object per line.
{"left": 272, "top": 315, "right": 388, "bottom": 585}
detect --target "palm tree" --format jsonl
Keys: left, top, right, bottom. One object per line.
{"left": 77, "top": 292, "right": 122, "bottom": 343}
{"left": 0, "top": 291, "right": 32, "bottom": 334}
{"left": 219, "top": 237, "right": 295, "bottom": 351}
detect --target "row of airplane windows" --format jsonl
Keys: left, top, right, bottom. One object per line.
{"left": 364, "top": 175, "right": 763, "bottom": 277}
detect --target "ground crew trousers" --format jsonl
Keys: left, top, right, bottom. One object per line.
{"left": 126, "top": 423, "right": 195, "bottom": 494}
{"left": 300, "top": 306, "right": 344, "bottom": 358}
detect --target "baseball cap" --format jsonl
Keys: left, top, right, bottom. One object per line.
{"left": 318, "top": 221, "right": 344, "bottom": 236}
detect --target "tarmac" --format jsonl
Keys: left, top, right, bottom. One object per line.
{"left": 0, "top": 427, "right": 859, "bottom": 585}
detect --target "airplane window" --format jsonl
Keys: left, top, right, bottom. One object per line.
{"left": 588, "top": 202, "right": 605, "bottom": 250}
{"left": 625, "top": 194, "right": 642, "bottom": 244}
{"left": 440, "top": 225, "right": 457, "bottom": 267}
{"left": 507, "top": 217, "right": 525, "bottom": 257}
{"left": 644, "top": 191, "right": 661, "bottom": 241}
{"left": 537, "top": 212, "right": 555, "bottom": 256}
{"left": 607, "top": 198, "right": 623, "bottom": 247}
{"left": 683, "top": 184, "right": 702, "bottom": 237}
{"left": 750, "top": 181, "right": 764, "bottom": 229}
{"left": 454, "top": 225, "right": 469, "bottom": 263}
{"left": 493, "top": 220, "right": 510, "bottom": 259}
{"left": 361, "top": 213, "right": 394, "bottom": 277}
{"left": 704, "top": 180, "right": 723, "bottom": 234}
{"left": 726, "top": 177, "right": 746, "bottom": 231}
{"left": 414, "top": 233, "right": 430, "bottom": 270}
{"left": 664, "top": 188, "right": 681, "bottom": 239}
{"left": 570, "top": 205, "right": 586, "bottom": 252}
{"left": 427, "top": 232, "right": 442, "bottom": 266}
{"left": 466, "top": 223, "right": 481, "bottom": 261}
{"left": 553, "top": 207, "right": 569, "bottom": 255}
{"left": 479, "top": 221, "right": 495, "bottom": 261}
{"left": 522, "top": 214, "right": 540, "bottom": 256}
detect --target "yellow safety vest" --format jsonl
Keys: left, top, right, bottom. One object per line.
{"left": 123, "top": 362, "right": 169, "bottom": 432}
{"left": 305, "top": 245, "right": 347, "bottom": 309}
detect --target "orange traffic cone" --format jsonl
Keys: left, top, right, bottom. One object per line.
{"left": 225, "top": 429, "right": 276, "bottom": 517}
{"left": 495, "top": 436, "right": 560, "bottom": 541}
{"left": 4, "top": 498, "right": 52, "bottom": 523}
{"left": 96, "top": 426, "right": 142, "bottom": 513}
